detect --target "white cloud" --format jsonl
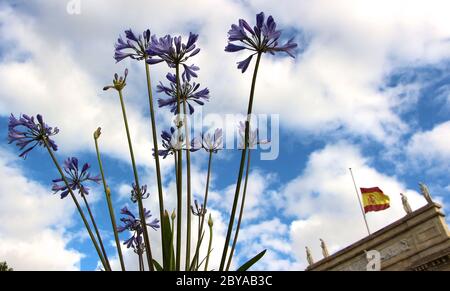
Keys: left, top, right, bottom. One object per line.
{"left": 407, "top": 120, "right": 450, "bottom": 166}
{"left": 0, "top": 148, "right": 83, "bottom": 270}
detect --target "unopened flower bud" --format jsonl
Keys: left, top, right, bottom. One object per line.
{"left": 94, "top": 127, "right": 102, "bottom": 139}
{"left": 208, "top": 214, "right": 213, "bottom": 227}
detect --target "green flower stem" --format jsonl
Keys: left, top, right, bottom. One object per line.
{"left": 219, "top": 52, "right": 262, "bottom": 270}
{"left": 170, "top": 210, "right": 176, "bottom": 271}
{"left": 94, "top": 134, "right": 125, "bottom": 271}
{"left": 175, "top": 63, "right": 183, "bottom": 271}
{"left": 196, "top": 215, "right": 202, "bottom": 270}
{"left": 43, "top": 140, "right": 108, "bottom": 270}
{"left": 144, "top": 61, "right": 166, "bottom": 254}
{"left": 174, "top": 151, "right": 178, "bottom": 185}
{"left": 204, "top": 218, "right": 213, "bottom": 271}
{"left": 226, "top": 150, "right": 252, "bottom": 270}
{"left": 182, "top": 99, "right": 192, "bottom": 271}
{"left": 117, "top": 89, "right": 155, "bottom": 271}
{"left": 81, "top": 193, "right": 111, "bottom": 271}
{"left": 191, "top": 151, "right": 213, "bottom": 268}
{"left": 138, "top": 251, "right": 144, "bottom": 271}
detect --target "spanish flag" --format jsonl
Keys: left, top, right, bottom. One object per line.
{"left": 360, "top": 187, "right": 390, "bottom": 213}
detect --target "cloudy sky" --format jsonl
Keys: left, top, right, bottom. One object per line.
{"left": 1, "top": 0, "right": 450, "bottom": 271}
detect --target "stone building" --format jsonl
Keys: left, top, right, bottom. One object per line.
{"left": 306, "top": 202, "right": 450, "bottom": 271}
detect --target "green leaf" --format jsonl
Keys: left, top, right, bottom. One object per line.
{"left": 152, "top": 259, "right": 163, "bottom": 271}
{"left": 236, "top": 249, "right": 267, "bottom": 271}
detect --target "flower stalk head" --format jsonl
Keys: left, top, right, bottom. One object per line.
{"left": 117, "top": 206, "right": 159, "bottom": 252}
{"left": 157, "top": 73, "right": 209, "bottom": 115}
{"left": 130, "top": 183, "right": 150, "bottom": 203}
{"left": 103, "top": 69, "right": 128, "bottom": 91}
{"left": 192, "top": 128, "right": 223, "bottom": 153}
{"left": 225, "top": 12, "right": 298, "bottom": 72}
{"left": 114, "top": 29, "right": 157, "bottom": 63}
{"left": 191, "top": 199, "right": 207, "bottom": 217}
{"left": 93, "top": 127, "right": 102, "bottom": 140}
{"left": 146, "top": 33, "right": 201, "bottom": 80}
{"left": 153, "top": 127, "right": 184, "bottom": 159}
{"left": 208, "top": 214, "right": 213, "bottom": 228}
{"left": 52, "top": 157, "right": 101, "bottom": 199}
{"left": 8, "top": 114, "right": 59, "bottom": 158}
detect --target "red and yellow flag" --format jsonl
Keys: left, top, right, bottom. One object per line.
{"left": 360, "top": 187, "right": 390, "bottom": 213}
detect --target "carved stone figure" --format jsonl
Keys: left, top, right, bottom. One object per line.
{"left": 400, "top": 193, "right": 412, "bottom": 214}
{"left": 306, "top": 246, "right": 314, "bottom": 266}
{"left": 320, "top": 238, "right": 330, "bottom": 258}
{"left": 419, "top": 182, "right": 433, "bottom": 204}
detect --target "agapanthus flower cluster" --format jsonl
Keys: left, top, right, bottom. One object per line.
{"left": 146, "top": 33, "right": 200, "bottom": 81}
{"left": 225, "top": 12, "right": 298, "bottom": 72}
{"left": 4, "top": 11, "right": 299, "bottom": 272}
{"left": 130, "top": 183, "right": 150, "bottom": 203}
{"left": 117, "top": 207, "right": 159, "bottom": 251}
{"left": 157, "top": 73, "right": 209, "bottom": 115}
{"left": 238, "top": 122, "right": 270, "bottom": 149}
{"left": 103, "top": 69, "right": 128, "bottom": 91}
{"left": 154, "top": 127, "right": 185, "bottom": 159}
{"left": 52, "top": 157, "right": 101, "bottom": 199}
{"left": 8, "top": 114, "right": 59, "bottom": 158}
{"left": 192, "top": 128, "right": 223, "bottom": 153}
{"left": 115, "top": 29, "right": 156, "bottom": 63}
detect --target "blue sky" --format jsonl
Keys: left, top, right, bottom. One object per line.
{"left": 0, "top": 0, "right": 450, "bottom": 271}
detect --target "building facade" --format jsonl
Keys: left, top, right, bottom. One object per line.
{"left": 306, "top": 203, "right": 450, "bottom": 271}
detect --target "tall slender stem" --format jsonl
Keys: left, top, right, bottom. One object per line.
{"left": 170, "top": 210, "right": 176, "bottom": 271}
{"left": 117, "top": 89, "right": 154, "bottom": 271}
{"left": 204, "top": 216, "right": 213, "bottom": 271}
{"left": 174, "top": 151, "right": 178, "bottom": 185}
{"left": 81, "top": 194, "right": 111, "bottom": 271}
{"left": 94, "top": 135, "right": 125, "bottom": 271}
{"left": 220, "top": 52, "right": 262, "bottom": 270}
{"left": 191, "top": 151, "right": 213, "bottom": 268}
{"left": 196, "top": 215, "right": 201, "bottom": 270}
{"left": 43, "top": 141, "right": 108, "bottom": 270}
{"left": 174, "top": 63, "right": 183, "bottom": 271}
{"left": 226, "top": 150, "right": 252, "bottom": 270}
{"left": 182, "top": 99, "right": 192, "bottom": 270}
{"left": 138, "top": 251, "right": 144, "bottom": 271}
{"left": 144, "top": 61, "right": 166, "bottom": 254}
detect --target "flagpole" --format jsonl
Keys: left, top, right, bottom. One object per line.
{"left": 349, "top": 168, "right": 371, "bottom": 236}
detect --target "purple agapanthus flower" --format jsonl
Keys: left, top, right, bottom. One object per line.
{"left": 225, "top": 12, "right": 298, "bottom": 73}
{"left": 238, "top": 122, "right": 270, "bottom": 149}
{"left": 146, "top": 33, "right": 200, "bottom": 81}
{"left": 114, "top": 29, "right": 160, "bottom": 63}
{"left": 191, "top": 128, "right": 223, "bottom": 153}
{"left": 157, "top": 73, "right": 209, "bottom": 115}
{"left": 130, "top": 183, "right": 150, "bottom": 203}
{"left": 153, "top": 127, "right": 184, "bottom": 159}
{"left": 8, "top": 114, "right": 59, "bottom": 158}
{"left": 52, "top": 157, "right": 101, "bottom": 199}
{"left": 117, "top": 206, "right": 159, "bottom": 251}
